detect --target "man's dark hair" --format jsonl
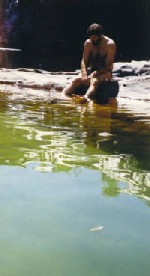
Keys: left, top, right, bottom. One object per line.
{"left": 87, "top": 23, "right": 103, "bottom": 36}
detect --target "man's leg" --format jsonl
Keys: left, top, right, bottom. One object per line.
{"left": 63, "top": 75, "right": 89, "bottom": 96}
{"left": 84, "top": 72, "right": 112, "bottom": 99}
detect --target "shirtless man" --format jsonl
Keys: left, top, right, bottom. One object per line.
{"left": 63, "top": 23, "right": 116, "bottom": 102}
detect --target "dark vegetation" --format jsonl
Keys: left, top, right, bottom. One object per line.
{"left": 4, "top": 0, "right": 150, "bottom": 70}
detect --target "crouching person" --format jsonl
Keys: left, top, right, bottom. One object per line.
{"left": 63, "top": 23, "right": 116, "bottom": 102}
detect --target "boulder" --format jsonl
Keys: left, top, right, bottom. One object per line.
{"left": 135, "top": 63, "right": 150, "bottom": 75}
{"left": 94, "top": 80, "right": 119, "bottom": 104}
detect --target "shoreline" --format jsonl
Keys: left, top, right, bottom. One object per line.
{"left": 0, "top": 60, "right": 149, "bottom": 121}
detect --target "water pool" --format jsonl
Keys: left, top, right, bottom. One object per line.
{"left": 0, "top": 89, "right": 150, "bottom": 276}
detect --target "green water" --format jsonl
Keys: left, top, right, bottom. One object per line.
{"left": 0, "top": 90, "right": 150, "bottom": 276}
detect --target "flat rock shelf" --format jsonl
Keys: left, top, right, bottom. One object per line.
{"left": 0, "top": 60, "right": 150, "bottom": 121}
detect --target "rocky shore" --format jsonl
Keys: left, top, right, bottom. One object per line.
{"left": 0, "top": 60, "right": 150, "bottom": 120}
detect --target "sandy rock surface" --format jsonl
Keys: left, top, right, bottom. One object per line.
{"left": 0, "top": 60, "right": 150, "bottom": 120}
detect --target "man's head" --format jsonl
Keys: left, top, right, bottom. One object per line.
{"left": 87, "top": 23, "right": 103, "bottom": 45}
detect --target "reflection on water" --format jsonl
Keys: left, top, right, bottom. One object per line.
{"left": 0, "top": 88, "right": 149, "bottom": 202}
{"left": 0, "top": 87, "right": 150, "bottom": 276}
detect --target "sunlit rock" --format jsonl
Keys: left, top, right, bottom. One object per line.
{"left": 0, "top": 60, "right": 150, "bottom": 118}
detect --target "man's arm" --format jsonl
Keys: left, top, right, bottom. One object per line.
{"left": 81, "top": 40, "right": 91, "bottom": 78}
{"left": 101, "top": 41, "right": 116, "bottom": 74}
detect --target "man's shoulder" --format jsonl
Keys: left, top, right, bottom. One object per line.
{"left": 84, "top": 39, "right": 92, "bottom": 51}
{"left": 104, "top": 35, "right": 116, "bottom": 46}
{"left": 84, "top": 38, "right": 92, "bottom": 46}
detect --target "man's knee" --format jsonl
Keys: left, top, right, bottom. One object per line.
{"left": 63, "top": 77, "right": 83, "bottom": 96}
{"left": 92, "top": 78, "right": 99, "bottom": 88}
{"left": 72, "top": 77, "right": 82, "bottom": 86}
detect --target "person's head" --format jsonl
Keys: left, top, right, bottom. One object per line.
{"left": 87, "top": 23, "right": 103, "bottom": 45}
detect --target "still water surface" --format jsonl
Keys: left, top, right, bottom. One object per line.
{"left": 0, "top": 88, "right": 150, "bottom": 276}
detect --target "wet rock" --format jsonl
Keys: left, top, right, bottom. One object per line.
{"left": 0, "top": 80, "right": 16, "bottom": 85}
{"left": 94, "top": 80, "right": 119, "bottom": 104}
{"left": 0, "top": 61, "right": 149, "bottom": 106}
{"left": 114, "top": 65, "right": 136, "bottom": 77}
{"left": 136, "top": 64, "right": 150, "bottom": 75}
{"left": 0, "top": 61, "right": 149, "bottom": 120}
{"left": 113, "top": 60, "right": 150, "bottom": 77}
{"left": 17, "top": 68, "right": 36, "bottom": 72}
